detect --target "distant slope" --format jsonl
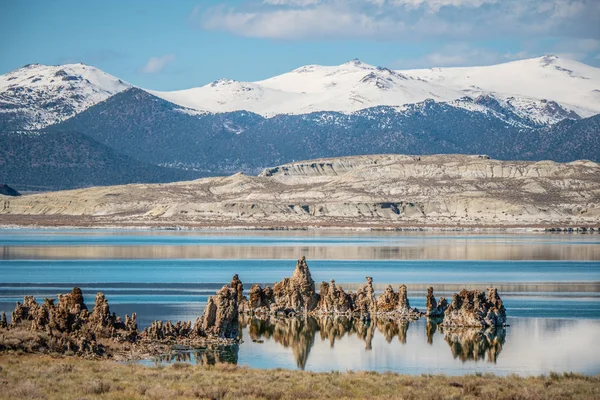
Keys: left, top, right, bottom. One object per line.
{"left": 0, "top": 130, "right": 201, "bottom": 191}
{"left": 52, "top": 88, "right": 600, "bottom": 178}
{"left": 47, "top": 88, "right": 265, "bottom": 173}
{"left": 2, "top": 154, "right": 599, "bottom": 228}
{"left": 530, "top": 114, "right": 600, "bottom": 161}
{"left": 0, "top": 184, "right": 20, "bottom": 196}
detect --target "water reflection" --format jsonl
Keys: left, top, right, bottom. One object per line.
{"left": 3, "top": 230, "right": 600, "bottom": 260}
{"left": 236, "top": 316, "right": 506, "bottom": 370}
{"left": 442, "top": 327, "right": 505, "bottom": 363}
{"left": 4, "top": 242, "right": 600, "bottom": 260}
{"left": 149, "top": 345, "right": 239, "bottom": 366}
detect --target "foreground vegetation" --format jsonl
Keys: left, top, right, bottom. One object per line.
{"left": 0, "top": 355, "right": 598, "bottom": 400}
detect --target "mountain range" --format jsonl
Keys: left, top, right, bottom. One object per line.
{"left": 1, "top": 55, "right": 599, "bottom": 191}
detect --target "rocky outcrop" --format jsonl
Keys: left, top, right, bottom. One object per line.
{"left": 246, "top": 284, "right": 275, "bottom": 313}
{"left": 425, "top": 287, "right": 449, "bottom": 318}
{"left": 374, "top": 284, "right": 421, "bottom": 319}
{"left": 231, "top": 274, "right": 245, "bottom": 305}
{"left": 201, "top": 285, "right": 239, "bottom": 338}
{"left": 396, "top": 285, "right": 421, "bottom": 318}
{"left": 4, "top": 154, "right": 600, "bottom": 229}
{"left": 442, "top": 288, "right": 507, "bottom": 328}
{"left": 0, "top": 312, "right": 7, "bottom": 328}
{"left": 2, "top": 283, "right": 241, "bottom": 358}
{"left": 272, "top": 257, "right": 319, "bottom": 314}
{"left": 350, "top": 277, "right": 377, "bottom": 318}
{"left": 316, "top": 280, "right": 353, "bottom": 314}
{"left": 375, "top": 285, "right": 398, "bottom": 312}
{"left": 5, "top": 288, "right": 137, "bottom": 355}
{"left": 142, "top": 320, "right": 195, "bottom": 341}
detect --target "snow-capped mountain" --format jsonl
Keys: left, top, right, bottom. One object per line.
{"left": 403, "top": 55, "right": 600, "bottom": 118}
{"left": 151, "top": 59, "right": 464, "bottom": 117}
{"left": 0, "top": 63, "right": 130, "bottom": 130}
{"left": 150, "top": 55, "right": 600, "bottom": 123}
{"left": 1, "top": 56, "right": 598, "bottom": 132}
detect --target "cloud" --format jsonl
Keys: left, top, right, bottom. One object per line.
{"left": 139, "top": 54, "right": 175, "bottom": 74}
{"left": 393, "top": 44, "right": 532, "bottom": 68}
{"left": 550, "top": 38, "right": 600, "bottom": 62}
{"left": 192, "top": 0, "right": 600, "bottom": 41}
{"left": 263, "top": 0, "right": 322, "bottom": 5}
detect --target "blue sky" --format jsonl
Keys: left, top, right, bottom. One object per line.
{"left": 1, "top": 0, "right": 599, "bottom": 90}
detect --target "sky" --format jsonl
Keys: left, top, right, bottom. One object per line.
{"left": 1, "top": 0, "right": 599, "bottom": 90}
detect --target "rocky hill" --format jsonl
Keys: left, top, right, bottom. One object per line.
{"left": 2, "top": 154, "right": 599, "bottom": 228}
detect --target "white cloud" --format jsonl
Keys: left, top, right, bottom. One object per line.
{"left": 387, "top": 0, "right": 499, "bottom": 12}
{"left": 139, "top": 54, "right": 175, "bottom": 74}
{"left": 200, "top": 5, "right": 406, "bottom": 39}
{"left": 263, "top": 0, "right": 322, "bottom": 5}
{"left": 193, "top": 0, "right": 600, "bottom": 41}
{"left": 550, "top": 38, "right": 600, "bottom": 61}
{"left": 393, "top": 44, "right": 521, "bottom": 68}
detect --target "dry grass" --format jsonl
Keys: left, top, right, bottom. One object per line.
{"left": 0, "top": 354, "right": 598, "bottom": 400}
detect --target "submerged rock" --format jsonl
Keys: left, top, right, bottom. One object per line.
{"left": 442, "top": 288, "right": 507, "bottom": 328}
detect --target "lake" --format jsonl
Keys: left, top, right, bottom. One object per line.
{"left": 1, "top": 228, "right": 599, "bottom": 375}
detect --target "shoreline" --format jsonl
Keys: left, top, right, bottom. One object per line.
{"left": 1, "top": 354, "right": 599, "bottom": 400}
{"left": 2, "top": 219, "right": 599, "bottom": 233}
{"left": 2, "top": 281, "right": 599, "bottom": 293}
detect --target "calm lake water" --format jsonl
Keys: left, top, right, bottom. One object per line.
{"left": 1, "top": 229, "right": 599, "bottom": 375}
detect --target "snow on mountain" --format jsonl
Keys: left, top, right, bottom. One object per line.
{"left": 0, "top": 63, "right": 130, "bottom": 129}
{"left": 150, "top": 56, "right": 600, "bottom": 123}
{"left": 403, "top": 55, "right": 600, "bottom": 118}
{"left": 150, "top": 59, "right": 464, "bottom": 117}
{"left": 2, "top": 56, "right": 598, "bottom": 130}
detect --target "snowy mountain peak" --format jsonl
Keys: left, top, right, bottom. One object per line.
{"left": 151, "top": 56, "right": 600, "bottom": 121}
{"left": 343, "top": 58, "right": 369, "bottom": 68}
{"left": 0, "top": 63, "right": 130, "bottom": 129}
{"left": 539, "top": 54, "right": 560, "bottom": 66}
{"left": 3, "top": 56, "right": 599, "bottom": 130}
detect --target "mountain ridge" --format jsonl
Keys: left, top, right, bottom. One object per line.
{"left": 2, "top": 154, "right": 599, "bottom": 229}
{"left": 150, "top": 55, "right": 600, "bottom": 119}
{"left": 1, "top": 56, "right": 599, "bottom": 190}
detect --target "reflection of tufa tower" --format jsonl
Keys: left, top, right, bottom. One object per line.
{"left": 375, "top": 318, "right": 410, "bottom": 344}
{"left": 271, "top": 316, "right": 318, "bottom": 370}
{"left": 443, "top": 327, "right": 506, "bottom": 363}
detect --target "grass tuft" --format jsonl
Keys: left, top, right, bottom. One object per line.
{"left": 0, "top": 355, "right": 598, "bottom": 400}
